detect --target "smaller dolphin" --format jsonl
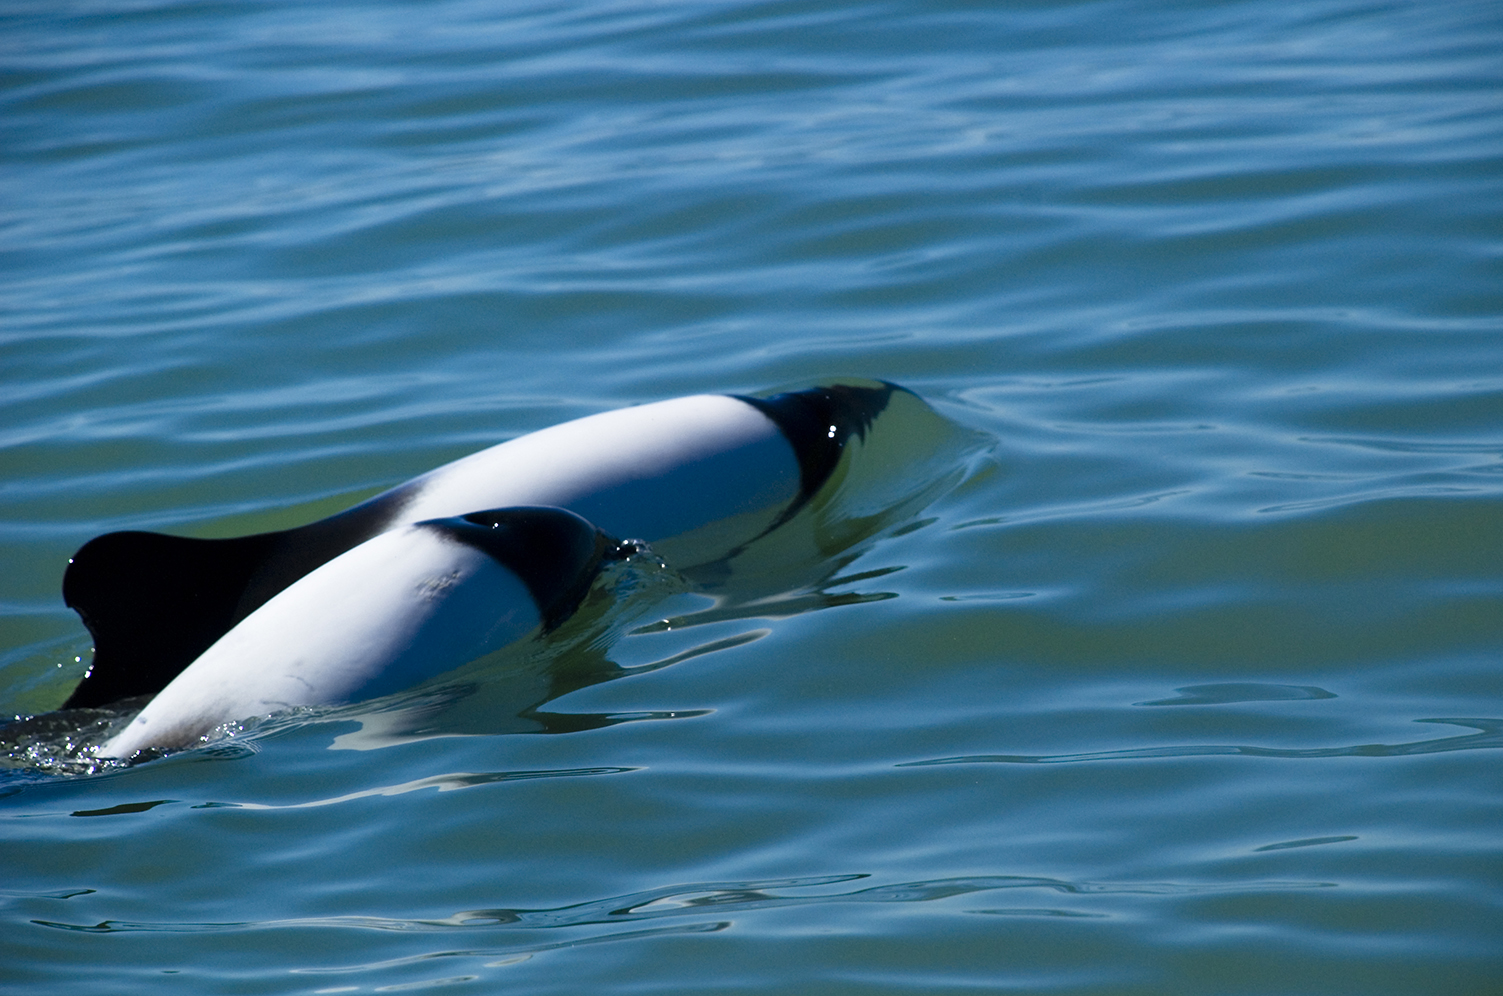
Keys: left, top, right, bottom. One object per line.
{"left": 98, "top": 507, "right": 627, "bottom": 758}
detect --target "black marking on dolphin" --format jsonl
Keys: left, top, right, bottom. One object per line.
{"left": 736, "top": 380, "right": 899, "bottom": 526}
{"left": 61, "top": 494, "right": 416, "bottom": 709}
{"left": 418, "top": 506, "right": 629, "bottom": 633}
{"left": 59, "top": 382, "right": 901, "bottom": 710}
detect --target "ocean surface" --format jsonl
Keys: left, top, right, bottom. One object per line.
{"left": 3, "top": 0, "right": 1501, "bottom": 992}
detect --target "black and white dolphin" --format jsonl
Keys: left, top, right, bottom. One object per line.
{"left": 97, "top": 507, "right": 626, "bottom": 758}
{"left": 64, "top": 381, "right": 901, "bottom": 713}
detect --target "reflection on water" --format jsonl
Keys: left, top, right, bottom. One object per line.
{"left": 1136, "top": 682, "right": 1338, "bottom": 705}
{"left": 901, "top": 718, "right": 1503, "bottom": 765}
{"left": 35, "top": 870, "right": 1334, "bottom": 934}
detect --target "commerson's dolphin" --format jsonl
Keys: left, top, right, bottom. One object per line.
{"left": 97, "top": 507, "right": 627, "bottom": 758}
{"left": 64, "top": 381, "right": 902, "bottom": 755}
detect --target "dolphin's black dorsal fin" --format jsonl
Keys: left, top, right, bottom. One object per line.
{"left": 61, "top": 530, "right": 281, "bottom": 708}
{"left": 60, "top": 488, "right": 416, "bottom": 709}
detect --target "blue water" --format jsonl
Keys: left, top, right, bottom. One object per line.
{"left": 3, "top": 0, "right": 1501, "bottom": 991}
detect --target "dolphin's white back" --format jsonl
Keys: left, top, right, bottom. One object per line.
{"left": 399, "top": 394, "right": 800, "bottom": 542}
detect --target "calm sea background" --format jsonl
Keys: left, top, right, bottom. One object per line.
{"left": 3, "top": 0, "right": 1501, "bottom": 992}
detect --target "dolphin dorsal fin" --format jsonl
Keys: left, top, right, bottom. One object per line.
{"left": 61, "top": 493, "right": 411, "bottom": 709}
{"left": 61, "top": 530, "right": 281, "bottom": 708}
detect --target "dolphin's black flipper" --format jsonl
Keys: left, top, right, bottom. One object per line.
{"left": 60, "top": 494, "right": 413, "bottom": 709}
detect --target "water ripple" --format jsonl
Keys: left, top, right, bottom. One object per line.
{"left": 212, "top": 766, "right": 639, "bottom": 811}
{"left": 34, "top": 871, "right": 1332, "bottom": 935}
{"left": 3, "top": 0, "right": 1500, "bottom": 991}
{"left": 900, "top": 718, "right": 1503, "bottom": 766}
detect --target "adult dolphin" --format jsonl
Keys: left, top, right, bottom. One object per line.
{"left": 62, "top": 381, "right": 901, "bottom": 710}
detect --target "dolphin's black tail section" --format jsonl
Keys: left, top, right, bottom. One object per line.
{"left": 60, "top": 493, "right": 413, "bottom": 709}
{"left": 61, "top": 531, "right": 279, "bottom": 709}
